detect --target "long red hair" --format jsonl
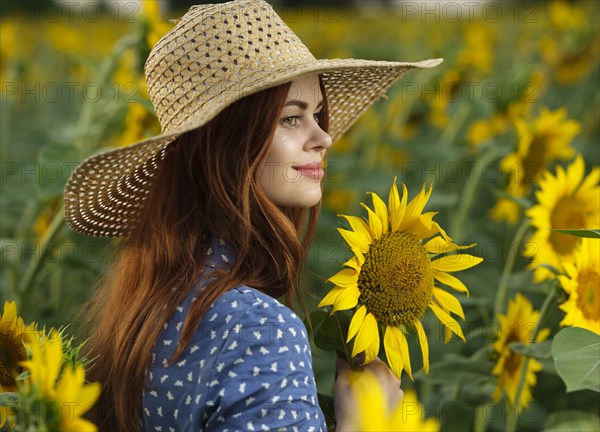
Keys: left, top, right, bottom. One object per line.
{"left": 83, "top": 80, "right": 329, "bottom": 431}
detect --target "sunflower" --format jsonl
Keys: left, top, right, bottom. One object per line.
{"left": 0, "top": 301, "right": 38, "bottom": 393}
{"left": 0, "top": 407, "right": 12, "bottom": 429}
{"left": 142, "top": 1, "right": 174, "bottom": 48}
{"left": 557, "top": 238, "right": 600, "bottom": 335}
{"left": 20, "top": 329, "right": 101, "bottom": 432}
{"left": 492, "top": 293, "right": 550, "bottom": 412}
{"left": 319, "top": 180, "right": 482, "bottom": 379}
{"left": 348, "top": 368, "right": 439, "bottom": 431}
{"left": 490, "top": 107, "right": 579, "bottom": 224}
{"left": 525, "top": 155, "right": 600, "bottom": 282}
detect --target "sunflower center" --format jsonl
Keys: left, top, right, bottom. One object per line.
{"left": 504, "top": 331, "right": 522, "bottom": 375}
{"left": 357, "top": 230, "right": 433, "bottom": 327}
{"left": 548, "top": 197, "right": 585, "bottom": 255}
{"left": 522, "top": 134, "right": 551, "bottom": 184}
{"left": 575, "top": 269, "right": 600, "bottom": 321}
{"left": 0, "top": 332, "right": 26, "bottom": 391}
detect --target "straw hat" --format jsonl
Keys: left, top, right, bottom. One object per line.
{"left": 64, "top": 0, "right": 442, "bottom": 237}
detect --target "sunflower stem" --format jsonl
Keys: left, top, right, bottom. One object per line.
{"left": 474, "top": 404, "right": 488, "bottom": 432}
{"left": 17, "top": 202, "right": 65, "bottom": 300}
{"left": 449, "top": 144, "right": 499, "bottom": 244}
{"left": 493, "top": 217, "right": 530, "bottom": 317}
{"left": 505, "top": 285, "right": 556, "bottom": 432}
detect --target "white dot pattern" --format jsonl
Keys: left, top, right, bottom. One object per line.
{"left": 142, "top": 239, "right": 326, "bottom": 431}
{"left": 63, "top": 0, "right": 442, "bottom": 238}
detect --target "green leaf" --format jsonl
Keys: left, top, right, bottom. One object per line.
{"left": 36, "top": 141, "right": 82, "bottom": 198}
{"left": 305, "top": 310, "right": 328, "bottom": 336}
{"left": 312, "top": 311, "right": 350, "bottom": 355}
{"left": 420, "top": 354, "right": 493, "bottom": 385}
{"left": 544, "top": 410, "right": 600, "bottom": 431}
{"left": 550, "top": 229, "right": 600, "bottom": 239}
{"left": 552, "top": 327, "right": 600, "bottom": 393}
{"left": 317, "top": 392, "right": 336, "bottom": 429}
{"left": 509, "top": 340, "right": 552, "bottom": 359}
{"left": 489, "top": 186, "right": 533, "bottom": 208}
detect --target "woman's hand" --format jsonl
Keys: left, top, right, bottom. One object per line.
{"left": 333, "top": 358, "right": 403, "bottom": 431}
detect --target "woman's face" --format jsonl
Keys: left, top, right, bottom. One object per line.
{"left": 259, "top": 74, "right": 332, "bottom": 208}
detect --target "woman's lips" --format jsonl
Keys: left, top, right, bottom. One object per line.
{"left": 292, "top": 162, "right": 325, "bottom": 179}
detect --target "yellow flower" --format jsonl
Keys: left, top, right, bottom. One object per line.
{"left": 491, "top": 107, "right": 579, "bottom": 225}
{"left": 467, "top": 114, "right": 507, "bottom": 147}
{"left": 549, "top": 0, "right": 587, "bottom": 32}
{"left": 20, "top": 330, "right": 63, "bottom": 396}
{"left": 319, "top": 179, "right": 482, "bottom": 379}
{"left": 21, "top": 330, "right": 101, "bottom": 432}
{"left": 427, "top": 70, "right": 462, "bottom": 129}
{"left": 540, "top": 36, "right": 600, "bottom": 85}
{"left": 457, "top": 23, "right": 496, "bottom": 75}
{"left": 488, "top": 182, "right": 524, "bottom": 226}
{"left": 53, "top": 365, "right": 102, "bottom": 432}
{"left": 120, "top": 101, "right": 161, "bottom": 147}
{"left": 348, "top": 369, "right": 439, "bottom": 431}
{"left": 142, "top": 1, "right": 174, "bottom": 48}
{"left": 0, "top": 20, "right": 18, "bottom": 85}
{"left": 467, "top": 71, "right": 540, "bottom": 151}
{"left": 0, "top": 301, "right": 38, "bottom": 392}
{"left": 0, "top": 405, "right": 14, "bottom": 429}
{"left": 558, "top": 238, "right": 600, "bottom": 335}
{"left": 492, "top": 294, "right": 550, "bottom": 412}
{"left": 525, "top": 155, "right": 600, "bottom": 282}
{"left": 503, "top": 107, "right": 579, "bottom": 187}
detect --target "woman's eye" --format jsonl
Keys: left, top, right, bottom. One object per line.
{"left": 282, "top": 115, "right": 301, "bottom": 126}
{"left": 313, "top": 112, "right": 321, "bottom": 123}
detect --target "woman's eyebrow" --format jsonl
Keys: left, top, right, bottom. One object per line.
{"left": 284, "top": 99, "right": 325, "bottom": 110}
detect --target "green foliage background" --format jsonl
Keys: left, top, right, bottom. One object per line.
{"left": 1, "top": 1, "right": 599, "bottom": 431}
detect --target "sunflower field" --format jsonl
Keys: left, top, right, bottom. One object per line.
{"left": 1, "top": 0, "right": 599, "bottom": 431}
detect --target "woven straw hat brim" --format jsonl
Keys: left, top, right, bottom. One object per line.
{"left": 64, "top": 57, "right": 442, "bottom": 238}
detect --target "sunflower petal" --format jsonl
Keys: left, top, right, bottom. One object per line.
{"left": 342, "top": 256, "right": 360, "bottom": 271}
{"left": 383, "top": 326, "right": 405, "bottom": 379}
{"left": 347, "top": 305, "right": 367, "bottom": 343}
{"left": 433, "top": 270, "right": 470, "bottom": 296}
{"left": 339, "top": 214, "right": 372, "bottom": 243}
{"left": 368, "top": 192, "right": 389, "bottom": 235}
{"left": 434, "top": 222, "right": 453, "bottom": 243}
{"left": 433, "top": 287, "right": 465, "bottom": 319}
{"left": 327, "top": 268, "right": 358, "bottom": 288}
{"left": 352, "top": 247, "right": 365, "bottom": 266}
{"left": 401, "top": 184, "right": 432, "bottom": 229}
{"left": 409, "top": 215, "right": 440, "bottom": 239}
{"left": 426, "top": 236, "right": 476, "bottom": 255}
{"left": 46, "top": 333, "right": 63, "bottom": 390}
{"left": 338, "top": 228, "right": 370, "bottom": 254}
{"left": 406, "top": 210, "right": 436, "bottom": 232}
{"left": 352, "top": 312, "right": 380, "bottom": 363}
{"left": 331, "top": 285, "right": 360, "bottom": 313}
{"left": 1, "top": 301, "right": 17, "bottom": 325}
{"left": 432, "top": 254, "right": 483, "bottom": 272}
{"left": 361, "top": 203, "right": 383, "bottom": 239}
{"left": 397, "top": 327, "right": 413, "bottom": 380}
{"left": 318, "top": 286, "right": 345, "bottom": 308}
{"left": 414, "top": 320, "right": 430, "bottom": 374}
{"left": 390, "top": 183, "right": 409, "bottom": 232}
{"left": 388, "top": 177, "right": 400, "bottom": 216}
{"left": 429, "top": 302, "right": 466, "bottom": 342}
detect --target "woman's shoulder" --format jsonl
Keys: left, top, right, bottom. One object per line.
{"left": 212, "top": 285, "right": 301, "bottom": 321}
{"left": 203, "top": 285, "right": 308, "bottom": 345}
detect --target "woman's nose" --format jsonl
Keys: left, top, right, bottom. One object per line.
{"left": 308, "top": 121, "right": 332, "bottom": 152}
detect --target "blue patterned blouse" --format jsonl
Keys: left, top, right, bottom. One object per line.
{"left": 142, "top": 239, "right": 326, "bottom": 431}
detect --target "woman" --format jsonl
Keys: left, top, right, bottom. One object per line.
{"left": 64, "top": 1, "right": 441, "bottom": 430}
